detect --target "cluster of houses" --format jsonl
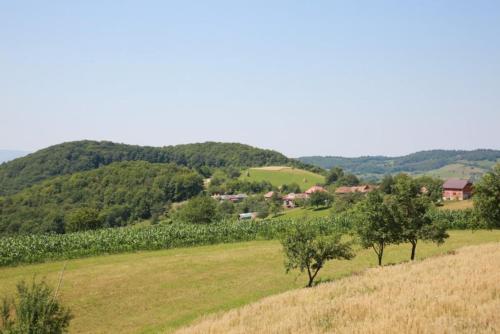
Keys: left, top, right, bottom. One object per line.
{"left": 213, "top": 178, "right": 474, "bottom": 220}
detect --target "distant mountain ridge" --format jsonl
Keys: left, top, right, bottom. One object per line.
{"left": 299, "top": 149, "right": 500, "bottom": 181}
{"left": 0, "top": 140, "right": 320, "bottom": 196}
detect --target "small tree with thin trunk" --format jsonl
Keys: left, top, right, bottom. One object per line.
{"left": 354, "top": 190, "right": 399, "bottom": 266}
{"left": 281, "top": 222, "right": 354, "bottom": 287}
{"left": 389, "top": 174, "right": 448, "bottom": 261}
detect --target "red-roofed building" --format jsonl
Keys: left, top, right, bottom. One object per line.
{"left": 442, "top": 179, "right": 473, "bottom": 201}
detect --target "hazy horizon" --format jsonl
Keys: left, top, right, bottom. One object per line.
{"left": 2, "top": 1, "right": 499, "bottom": 157}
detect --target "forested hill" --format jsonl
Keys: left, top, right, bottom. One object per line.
{"left": 0, "top": 140, "right": 318, "bottom": 195}
{"left": 0, "top": 161, "right": 204, "bottom": 235}
{"left": 299, "top": 149, "right": 500, "bottom": 180}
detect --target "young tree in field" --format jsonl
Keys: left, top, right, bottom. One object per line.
{"left": 389, "top": 174, "right": 448, "bottom": 261}
{"left": 473, "top": 164, "right": 500, "bottom": 229}
{"left": 1, "top": 279, "right": 72, "bottom": 334}
{"left": 355, "top": 191, "right": 399, "bottom": 266}
{"left": 281, "top": 222, "right": 354, "bottom": 287}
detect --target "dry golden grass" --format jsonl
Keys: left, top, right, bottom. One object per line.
{"left": 176, "top": 243, "right": 500, "bottom": 334}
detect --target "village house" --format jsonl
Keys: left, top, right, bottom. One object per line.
{"left": 335, "top": 185, "right": 373, "bottom": 195}
{"left": 282, "top": 193, "right": 309, "bottom": 208}
{"left": 304, "top": 185, "right": 327, "bottom": 194}
{"left": 442, "top": 179, "right": 473, "bottom": 201}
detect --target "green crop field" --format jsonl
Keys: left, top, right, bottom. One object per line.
{"left": 241, "top": 166, "right": 325, "bottom": 191}
{"left": 1, "top": 230, "right": 498, "bottom": 334}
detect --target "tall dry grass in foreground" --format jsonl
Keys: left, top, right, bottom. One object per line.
{"left": 176, "top": 243, "right": 500, "bottom": 334}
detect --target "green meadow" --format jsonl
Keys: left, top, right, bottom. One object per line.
{"left": 241, "top": 166, "right": 325, "bottom": 191}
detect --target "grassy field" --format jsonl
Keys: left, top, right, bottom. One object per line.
{"left": 241, "top": 166, "right": 325, "bottom": 190}
{"left": 0, "top": 230, "right": 499, "bottom": 333}
{"left": 274, "top": 207, "right": 331, "bottom": 219}
{"left": 440, "top": 199, "right": 474, "bottom": 210}
{"left": 178, "top": 242, "right": 500, "bottom": 334}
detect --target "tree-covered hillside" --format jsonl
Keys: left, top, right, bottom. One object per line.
{"left": 299, "top": 149, "right": 500, "bottom": 180}
{"left": 0, "top": 161, "right": 203, "bottom": 235}
{"left": 0, "top": 140, "right": 317, "bottom": 195}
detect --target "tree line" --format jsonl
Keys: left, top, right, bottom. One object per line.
{"left": 0, "top": 140, "right": 322, "bottom": 196}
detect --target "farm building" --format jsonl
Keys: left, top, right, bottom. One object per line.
{"left": 335, "top": 185, "right": 373, "bottom": 194}
{"left": 283, "top": 193, "right": 309, "bottom": 208}
{"left": 442, "top": 179, "right": 473, "bottom": 201}
{"left": 305, "top": 185, "right": 327, "bottom": 194}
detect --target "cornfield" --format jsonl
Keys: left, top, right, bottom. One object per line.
{"left": 0, "top": 217, "right": 351, "bottom": 267}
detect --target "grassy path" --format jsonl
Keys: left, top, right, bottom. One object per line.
{"left": 0, "top": 230, "right": 498, "bottom": 333}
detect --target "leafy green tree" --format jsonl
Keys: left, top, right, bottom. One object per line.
{"left": 308, "top": 191, "right": 332, "bottom": 208}
{"left": 325, "top": 167, "right": 344, "bottom": 185}
{"left": 269, "top": 192, "right": 283, "bottom": 217}
{"left": 414, "top": 175, "right": 443, "bottom": 203}
{"left": 65, "top": 208, "right": 101, "bottom": 232}
{"left": 337, "top": 173, "right": 360, "bottom": 186}
{"left": 473, "top": 164, "right": 500, "bottom": 228}
{"left": 355, "top": 191, "right": 399, "bottom": 265}
{"left": 174, "top": 196, "right": 219, "bottom": 224}
{"left": 330, "top": 192, "right": 364, "bottom": 213}
{"left": 389, "top": 174, "right": 448, "bottom": 260}
{"left": 281, "top": 183, "right": 301, "bottom": 194}
{"left": 379, "top": 174, "right": 394, "bottom": 194}
{"left": 1, "top": 279, "right": 72, "bottom": 334}
{"left": 216, "top": 200, "right": 236, "bottom": 219}
{"left": 237, "top": 196, "right": 269, "bottom": 218}
{"left": 281, "top": 222, "right": 354, "bottom": 287}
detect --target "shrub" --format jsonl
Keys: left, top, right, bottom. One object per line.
{"left": 1, "top": 279, "right": 72, "bottom": 334}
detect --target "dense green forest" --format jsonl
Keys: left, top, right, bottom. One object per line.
{"left": 0, "top": 140, "right": 320, "bottom": 196}
{"left": 0, "top": 161, "right": 203, "bottom": 235}
{"left": 299, "top": 149, "right": 500, "bottom": 180}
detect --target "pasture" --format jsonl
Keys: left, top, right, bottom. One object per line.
{"left": 241, "top": 166, "right": 324, "bottom": 190}
{"left": 178, "top": 242, "right": 500, "bottom": 333}
{"left": 0, "top": 230, "right": 499, "bottom": 333}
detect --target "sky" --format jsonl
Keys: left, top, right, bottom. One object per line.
{"left": 1, "top": 1, "right": 499, "bottom": 157}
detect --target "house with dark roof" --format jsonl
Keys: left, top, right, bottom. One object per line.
{"left": 442, "top": 179, "right": 473, "bottom": 201}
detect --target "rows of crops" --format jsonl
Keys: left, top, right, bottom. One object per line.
{"left": 0, "top": 217, "right": 351, "bottom": 267}
{"left": 0, "top": 210, "right": 474, "bottom": 267}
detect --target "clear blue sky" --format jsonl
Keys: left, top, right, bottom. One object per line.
{"left": 1, "top": 1, "right": 499, "bottom": 157}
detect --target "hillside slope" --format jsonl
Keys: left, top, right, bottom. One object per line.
{"left": 177, "top": 242, "right": 500, "bottom": 334}
{"left": 300, "top": 149, "right": 500, "bottom": 180}
{"left": 0, "top": 140, "right": 317, "bottom": 195}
